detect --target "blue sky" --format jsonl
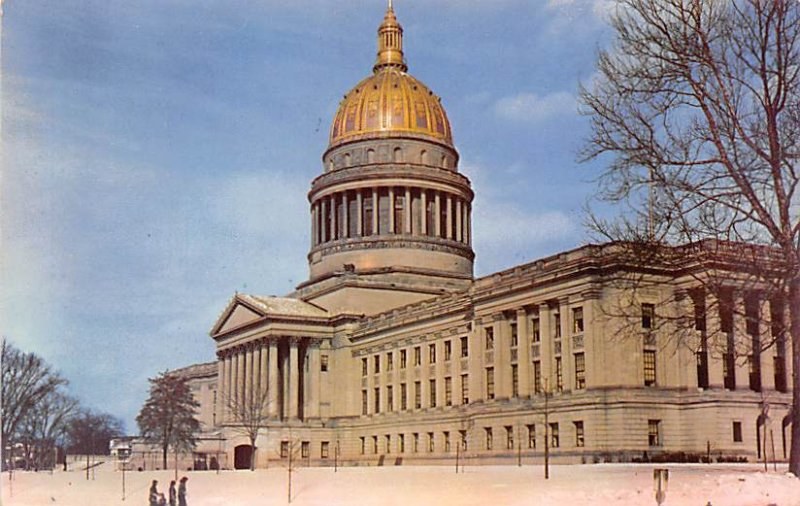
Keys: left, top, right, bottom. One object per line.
{"left": 1, "top": 0, "right": 613, "bottom": 432}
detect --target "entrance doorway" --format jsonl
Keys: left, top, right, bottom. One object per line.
{"left": 234, "top": 445, "right": 253, "bottom": 470}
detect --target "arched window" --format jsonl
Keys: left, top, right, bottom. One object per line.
{"left": 441, "top": 155, "right": 449, "bottom": 169}
{"left": 344, "top": 153, "right": 352, "bottom": 167}
{"left": 367, "top": 149, "right": 376, "bottom": 163}
{"left": 394, "top": 147, "right": 403, "bottom": 163}
{"left": 420, "top": 150, "right": 428, "bottom": 164}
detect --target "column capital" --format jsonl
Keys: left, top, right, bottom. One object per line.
{"left": 515, "top": 307, "right": 528, "bottom": 317}
{"left": 289, "top": 336, "right": 302, "bottom": 347}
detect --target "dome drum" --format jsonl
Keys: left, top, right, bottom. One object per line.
{"left": 324, "top": 138, "right": 458, "bottom": 173}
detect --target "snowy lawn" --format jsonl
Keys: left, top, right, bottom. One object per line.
{"left": 2, "top": 463, "right": 799, "bottom": 506}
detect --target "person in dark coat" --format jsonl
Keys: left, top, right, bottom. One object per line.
{"left": 148, "top": 480, "right": 160, "bottom": 506}
{"left": 178, "top": 476, "right": 188, "bottom": 506}
{"left": 168, "top": 480, "right": 177, "bottom": 506}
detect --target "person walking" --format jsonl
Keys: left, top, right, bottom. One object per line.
{"left": 168, "top": 480, "right": 177, "bottom": 506}
{"left": 178, "top": 476, "right": 188, "bottom": 506}
{"left": 148, "top": 480, "right": 160, "bottom": 506}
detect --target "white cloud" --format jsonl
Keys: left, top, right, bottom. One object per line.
{"left": 546, "top": 0, "right": 615, "bottom": 19}
{"left": 493, "top": 91, "right": 576, "bottom": 123}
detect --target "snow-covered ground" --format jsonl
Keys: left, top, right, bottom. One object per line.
{"left": 2, "top": 463, "right": 799, "bottom": 506}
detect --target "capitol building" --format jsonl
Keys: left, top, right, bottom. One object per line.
{"left": 163, "top": 3, "right": 793, "bottom": 470}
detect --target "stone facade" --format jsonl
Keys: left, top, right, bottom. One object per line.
{"left": 189, "top": 4, "right": 795, "bottom": 469}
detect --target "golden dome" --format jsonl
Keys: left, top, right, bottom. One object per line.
{"left": 328, "top": 3, "right": 453, "bottom": 149}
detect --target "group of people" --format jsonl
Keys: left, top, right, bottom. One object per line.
{"left": 149, "top": 477, "right": 188, "bottom": 506}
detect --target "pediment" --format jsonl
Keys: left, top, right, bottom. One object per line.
{"left": 211, "top": 298, "right": 265, "bottom": 337}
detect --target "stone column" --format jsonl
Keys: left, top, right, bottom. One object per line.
{"left": 494, "top": 314, "right": 510, "bottom": 399}
{"left": 246, "top": 344, "right": 255, "bottom": 408}
{"left": 516, "top": 308, "right": 531, "bottom": 397}
{"left": 539, "top": 303, "right": 553, "bottom": 391}
{"left": 559, "top": 299, "right": 573, "bottom": 392}
{"left": 706, "top": 292, "right": 725, "bottom": 388}
{"left": 216, "top": 352, "right": 225, "bottom": 426}
{"left": 733, "top": 292, "right": 750, "bottom": 389}
{"left": 236, "top": 347, "right": 246, "bottom": 409}
{"left": 259, "top": 340, "right": 268, "bottom": 401}
{"left": 445, "top": 194, "right": 453, "bottom": 240}
{"left": 268, "top": 340, "right": 279, "bottom": 419}
{"left": 310, "top": 205, "right": 317, "bottom": 247}
{"left": 307, "top": 341, "right": 321, "bottom": 419}
{"left": 389, "top": 187, "right": 396, "bottom": 234}
{"left": 372, "top": 188, "right": 379, "bottom": 236}
{"left": 421, "top": 190, "right": 428, "bottom": 235}
{"left": 356, "top": 190, "right": 363, "bottom": 236}
{"left": 405, "top": 187, "right": 412, "bottom": 234}
{"left": 760, "top": 298, "right": 775, "bottom": 391}
{"left": 468, "top": 319, "right": 483, "bottom": 402}
{"left": 320, "top": 199, "right": 328, "bottom": 243}
{"left": 289, "top": 338, "right": 300, "bottom": 419}
{"left": 456, "top": 199, "right": 463, "bottom": 243}
{"left": 342, "top": 192, "right": 349, "bottom": 239}
{"left": 434, "top": 192, "right": 442, "bottom": 237}
{"left": 223, "top": 351, "right": 233, "bottom": 422}
{"left": 330, "top": 194, "right": 338, "bottom": 241}
{"left": 467, "top": 203, "right": 472, "bottom": 245}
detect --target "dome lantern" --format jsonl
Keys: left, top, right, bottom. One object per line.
{"left": 374, "top": 0, "right": 407, "bottom": 73}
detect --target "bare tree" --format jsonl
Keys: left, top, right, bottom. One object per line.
{"left": 1, "top": 339, "right": 67, "bottom": 470}
{"left": 580, "top": 0, "right": 800, "bottom": 475}
{"left": 18, "top": 390, "right": 78, "bottom": 471}
{"left": 223, "top": 380, "right": 273, "bottom": 471}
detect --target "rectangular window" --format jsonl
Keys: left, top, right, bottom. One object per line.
{"left": 387, "top": 352, "right": 393, "bottom": 371}
{"left": 555, "top": 357, "right": 563, "bottom": 392}
{"left": 485, "top": 327, "right": 495, "bottom": 350}
{"left": 486, "top": 367, "right": 495, "bottom": 400}
{"left": 642, "top": 303, "right": 655, "bottom": 330}
{"left": 527, "top": 424, "right": 536, "bottom": 449}
{"left": 301, "top": 441, "right": 310, "bottom": 459}
{"left": 510, "top": 322, "right": 518, "bottom": 347}
{"left": 374, "top": 354, "right": 380, "bottom": 374}
{"left": 394, "top": 194, "right": 405, "bottom": 234}
{"left": 399, "top": 434, "right": 405, "bottom": 453}
{"left": 459, "top": 430, "right": 468, "bottom": 451}
{"left": 533, "top": 361, "right": 542, "bottom": 394}
{"left": 374, "top": 387, "right": 380, "bottom": 413}
{"left": 414, "top": 346, "right": 422, "bottom": 366}
{"left": 532, "top": 318, "right": 541, "bottom": 342}
{"left": 400, "top": 349, "right": 407, "bottom": 369}
{"left": 281, "top": 441, "right": 289, "bottom": 458}
{"left": 444, "top": 431, "right": 451, "bottom": 452}
{"left": 574, "top": 352, "right": 586, "bottom": 390}
{"left": 362, "top": 390, "right": 368, "bottom": 415}
{"left": 373, "top": 435, "right": 378, "bottom": 454}
{"left": 428, "top": 432, "right": 435, "bottom": 453}
{"left": 574, "top": 421, "right": 585, "bottom": 447}
{"left": 720, "top": 289, "right": 734, "bottom": 333}
{"left": 385, "top": 435, "right": 391, "bottom": 454}
{"left": 414, "top": 381, "right": 422, "bottom": 409}
{"left": 378, "top": 189, "right": 390, "bottom": 235}
{"left": 321, "top": 441, "right": 330, "bottom": 459}
{"left": 644, "top": 350, "right": 656, "bottom": 387}
{"left": 511, "top": 364, "right": 519, "bottom": 397}
{"left": 445, "top": 376, "right": 452, "bottom": 406}
{"left": 413, "top": 433, "right": 419, "bottom": 453}
{"left": 505, "top": 426, "right": 515, "bottom": 450}
{"left": 648, "top": 420, "right": 661, "bottom": 446}
{"left": 485, "top": 427, "right": 493, "bottom": 450}
{"left": 461, "top": 374, "right": 469, "bottom": 404}
{"left": 429, "top": 343, "right": 436, "bottom": 364}
{"left": 401, "top": 383, "right": 408, "bottom": 410}
{"left": 362, "top": 358, "right": 368, "bottom": 377}
{"left": 550, "top": 423, "right": 560, "bottom": 448}
{"left": 460, "top": 336, "right": 469, "bottom": 357}
{"left": 732, "top": 421, "right": 743, "bottom": 443}
{"left": 360, "top": 437, "right": 366, "bottom": 455}
{"left": 321, "top": 354, "right": 329, "bottom": 372}
{"left": 429, "top": 379, "right": 437, "bottom": 407}
{"left": 573, "top": 307, "right": 584, "bottom": 334}
{"left": 444, "top": 340, "right": 452, "bottom": 361}
{"left": 554, "top": 312, "right": 562, "bottom": 339}
{"left": 387, "top": 385, "right": 394, "bottom": 412}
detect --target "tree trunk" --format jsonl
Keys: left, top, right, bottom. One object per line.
{"left": 162, "top": 444, "right": 169, "bottom": 470}
{"left": 250, "top": 440, "right": 256, "bottom": 471}
{"left": 789, "top": 277, "right": 800, "bottom": 476}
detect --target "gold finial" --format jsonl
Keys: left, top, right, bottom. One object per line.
{"left": 374, "top": 0, "right": 407, "bottom": 73}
